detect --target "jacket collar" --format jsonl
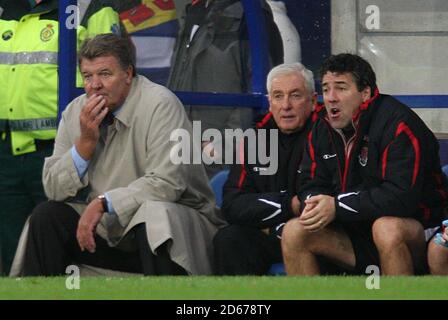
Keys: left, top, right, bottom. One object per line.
{"left": 256, "top": 112, "right": 273, "bottom": 129}
{"left": 352, "top": 87, "right": 380, "bottom": 122}
{"left": 112, "top": 76, "right": 141, "bottom": 129}
{"left": 28, "top": 0, "right": 57, "bottom": 15}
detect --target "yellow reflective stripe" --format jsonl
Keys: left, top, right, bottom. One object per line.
{"left": 0, "top": 51, "right": 58, "bottom": 65}
{"left": 6, "top": 118, "right": 57, "bottom": 131}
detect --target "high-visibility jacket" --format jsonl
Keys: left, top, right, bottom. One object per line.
{"left": 0, "top": 0, "right": 120, "bottom": 155}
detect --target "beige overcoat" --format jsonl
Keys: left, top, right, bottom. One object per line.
{"left": 11, "top": 76, "right": 225, "bottom": 276}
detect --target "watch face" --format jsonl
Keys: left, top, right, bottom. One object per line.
{"left": 98, "top": 195, "right": 107, "bottom": 212}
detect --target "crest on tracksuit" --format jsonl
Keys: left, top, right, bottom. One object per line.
{"left": 358, "top": 135, "right": 369, "bottom": 167}
{"left": 40, "top": 24, "right": 55, "bottom": 42}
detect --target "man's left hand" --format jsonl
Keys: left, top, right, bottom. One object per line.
{"left": 76, "top": 198, "right": 104, "bottom": 253}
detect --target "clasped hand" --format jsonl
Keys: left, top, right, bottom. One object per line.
{"left": 298, "top": 194, "right": 336, "bottom": 232}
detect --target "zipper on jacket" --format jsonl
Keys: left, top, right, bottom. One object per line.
{"left": 325, "top": 121, "right": 343, "bottom": 188}
{"left": 332, "top": 120, "right": 360, "bottom": 192}
{"left": 339, "top": 121, "right": 360, "bottom": 192}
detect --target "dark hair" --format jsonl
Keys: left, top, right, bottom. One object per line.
{"left": 319, "top": 53, "right": 377, "bottom": 95}
{"left": 78, "top": 33, "right": 136, "bottom": 76}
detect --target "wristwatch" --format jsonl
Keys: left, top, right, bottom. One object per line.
{"left": 97, "top": 194, "right": 108, "bottom": 212}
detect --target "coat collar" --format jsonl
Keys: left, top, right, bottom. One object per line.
{"left": 112, "top": 76, "right": 141, "bottom": 129}
{"left": 352, "top": 87, "right": 380, "bottom": 122}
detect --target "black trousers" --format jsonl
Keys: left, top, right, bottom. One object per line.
{"left": 213, "top": 225, "right": 283, "bottom": 275}
{"left": 23, "top": 201, "right": 186, "bottom": 276}
{"left": 0, "top": 133, "right": 53, "bottom": 275}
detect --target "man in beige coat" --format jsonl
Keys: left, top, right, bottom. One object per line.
{"left": 20, "top": 34, "right": 224, "bottom": 276}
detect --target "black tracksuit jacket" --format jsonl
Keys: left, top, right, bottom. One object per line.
{"left": 221, "top": 112, "right": 314, "bottom": 236}
{"left": 297, "top": 90, "right": 448, "bottom": 228}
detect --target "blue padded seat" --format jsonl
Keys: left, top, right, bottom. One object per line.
{"left": 209, "top": 170, "right": 230, "bottom": 208}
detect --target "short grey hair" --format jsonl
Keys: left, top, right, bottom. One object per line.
{"left": 266, "top": 62, "right": 315, "bottom": 94}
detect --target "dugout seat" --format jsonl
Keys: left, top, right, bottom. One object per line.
{"left": 209, "top": 170, "right": 286, "bottom": 276}
{"left": 209, "top": 170, "right": 230, "bottom": 208}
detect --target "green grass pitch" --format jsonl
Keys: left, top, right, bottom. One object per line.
{"left": 0, "top": 276, "right": 447, "bottom": 300}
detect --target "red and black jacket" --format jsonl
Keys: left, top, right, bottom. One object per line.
{"left": 221, "top": 112, "right": 315, "bottom": 236}
{"left": 297, "top": 91, "right": 448, "bottom": 228}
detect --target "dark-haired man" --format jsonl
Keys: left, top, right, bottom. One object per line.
{"left": 19, "top": 34, "right": 224, "bottom": 276}
{"left": 282, "top": 53, "right": 448, "bottom": 275}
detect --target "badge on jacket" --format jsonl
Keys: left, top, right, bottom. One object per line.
{"left": 359, "top": 146, "right": 368, "bottom": 167}
{"left": 40, "top": 24, "right": 55, "bottom": 42}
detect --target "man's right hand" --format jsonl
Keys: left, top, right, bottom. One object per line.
{"left": 299, "top": 195, "right": 336, "bottom": 232}
{"left": 77, "top": 197, "right": 105, "bottom": 253}
{"left": 75, "top": 94, "right": 108, "bottom": 160}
